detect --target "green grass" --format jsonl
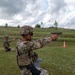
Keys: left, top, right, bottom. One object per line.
{"left": 0, "top": 49, "right": 20, "bottom": 75}
{"left": 36, "top": 41, "right": 75, "bottom": 75}
{"left": 0, "top": 27, "right": 75, "bottom": 75}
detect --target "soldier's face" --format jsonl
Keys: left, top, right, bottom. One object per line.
{"left": 25, "top": 34, "right": 33, "bottom": 41}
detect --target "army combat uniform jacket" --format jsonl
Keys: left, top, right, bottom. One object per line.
{"left": 3, "top": 39, "right": 13, "bottom": 48}
{"left": 16, "top": 37, "right": 51, "bottom": 67}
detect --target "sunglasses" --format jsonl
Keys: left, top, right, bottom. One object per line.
{"left": 29, "top": 32, "right": 33, "bottom": 36}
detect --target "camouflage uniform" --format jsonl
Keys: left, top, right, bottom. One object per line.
{"left": 16, "top": 26, "right": 50, "bottom": 75}
{"left": 3, "top": 35, "right": 14, "bottom": 52}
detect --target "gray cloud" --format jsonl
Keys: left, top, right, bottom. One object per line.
{"left": 0, "top": 0, "right": 75, "bottom": 29}
{"left": 67, "top": 17, "right": 75, "bottom": 26}
{"left": 50, "top": 0, "right": 66, "bottom": 14}
{"left": 0, "top": 0, "right": 28, "bottom": 19}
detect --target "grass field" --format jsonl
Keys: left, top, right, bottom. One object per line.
{"left": 0, "top": 27, "right": 75, "bottom": 75}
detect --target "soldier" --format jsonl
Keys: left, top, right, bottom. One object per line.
{"left": 16, "top": 26, "right": 58, "bottom": 75}
{"left": 3, "top": 35, "right": 16, "bottom": 52}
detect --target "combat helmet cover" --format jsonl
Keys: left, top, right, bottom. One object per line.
{"left": 20, "top": 26, "right": 33, "bottom": 35}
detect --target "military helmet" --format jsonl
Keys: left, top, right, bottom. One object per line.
{"left": 20, "top": 26, "right": 33, "bottom": 36}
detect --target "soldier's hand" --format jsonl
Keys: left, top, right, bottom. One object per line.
{"left": 13, "top": 38, "right": 16, "bottom": 41}
{"left": 49, "top": 34, "right": 58, "bottom": 41}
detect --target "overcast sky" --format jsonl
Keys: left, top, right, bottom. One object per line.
{"left": 0, "top": 0, "right": 75, "bottom": 29}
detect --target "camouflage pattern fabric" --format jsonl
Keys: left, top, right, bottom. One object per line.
{"left": 16, "top": 38, "right": 50, "bottom": 75}
{"left": 16, "top": 37, "right": 50, "bottom": 66}
{"left": 20, "top": 67, "right": 32, "bottom": 75}
{"left": 20, "top": 26, "right": 33, "bottom": 35}
{"left": 3, "top": 39, "right": 10, "bottom": 48}
{"left": 3, "top": 38, "right": 14, "bottom": 51}
{"left": 20, "top": 67, "right": 49, "bottom": 75}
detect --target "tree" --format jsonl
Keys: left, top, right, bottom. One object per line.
{"left": 17, "top": 25, "right": 20, "bottom": 28}
{"left": 54, "top": 21, "right": 58, "bottom": 29}
{"left": 41, "top": 22, "right": 43, "bottom": 28}
{"left": 35, "top": 24, "right": 41, "bottom": 28}
{"left": 5, "top": 23, "right": 8, "bottom": 28}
